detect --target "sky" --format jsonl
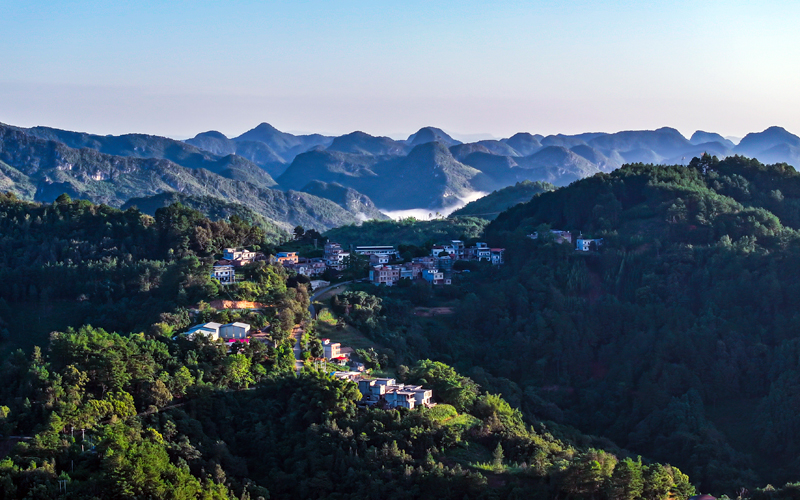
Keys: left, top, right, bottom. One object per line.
{"left": 2, "top": 0, "right": 799, "bottom": 140}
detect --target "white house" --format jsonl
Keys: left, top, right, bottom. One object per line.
{"left": 354, "top": 246, "right": 399, "bottom": 258}
{"left": 369, "top": 254, "right": 390, "bottom": 265}
{"left": 490, "top": 248, "right": 505, "bottom": 265}
{"left": 211, "top": 261, "right": 236, "bottom": 285}
{"left": 442, "top": 240, "right": 466, "bottom": 259}
{"left": 576, "top": 238, "right": 603, "bottom": 252}
{"left": 474, "top": 242, "right": 491, "bottom": 261}
{"left": 422, "top": 269, "right": 445, "bottom": 285}
{"left": 186, "top": 322, "right": 222, "bottom": 341}
{"left": 324, "top": 243, "right": 350, "bottom": 270}
{"left": 322, "top": 339, "right": 341, "bottom": 359}
{"left": 223, "top": 248, "right": 259, "bottom": 265}
{"left": 356, "top": 378, "right": 434, "bottom": 409}
{"left": 220, "top": 322, "right": 250, "bottom": 339}
{"left": 186, "top": 322, "right": 252, "bottom": 341}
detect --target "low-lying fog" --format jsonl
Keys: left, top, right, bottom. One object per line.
{"left": 381, "top": 190, "right": 487, "bottom": 220}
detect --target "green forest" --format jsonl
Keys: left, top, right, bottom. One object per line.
{"left": 0, "top": 191, "right": 695, "bottom": 499}
{"left": 6, "top": 154, "right": 800, "bottom": 498}
{"left": 331, "top": 155, "right": 800, "bottom": 494}
{"left": 324, "top": 217, "right": 489, "bottom": 247}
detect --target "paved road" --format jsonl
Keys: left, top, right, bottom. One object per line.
{"left": 294, "top": 280, "right": 358, "bottom": 374}
{"left": 308, "top": 280, "right": 355, "bottom": 319}
{"left": 291, "top": 324, "right": 304, "bottom": 374}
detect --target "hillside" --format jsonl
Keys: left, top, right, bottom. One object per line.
{"left": 503, "top": 132, "right": 543, "bottom": 156}
{"left": 324, "top": 216, "right": 489, "bottom": 247}
{"left": 367, "top": 141, "right": 492, "bottom": 210}
{"left": 184, "top": 130, "right": 288, "bottom": 177}
{"left": 735, "top": 126, "right": 800, "bottom": 158}
{"left": 0, "top": 193, "right": 702, "bottom": 500}
{"left": 407, "top": 126, "right": 461, "bottom": 147}
{"left": 691, "top": 130, "right": 736, "bottom": 148}
{"left": 326, "top": 130, "right": 410, "bottom": 156}
{"left": 0, "top": 125, "right": 367, "bottom": 231}
{"left": 121, "top": 192, "right": 290, "bottom": 242}
{"left": 449, "top": 180, "right": 556, "bottom": 219}
{"left": 442, "top": 155, "right": 800, "bottom": 491}
{"left": 232, "top": 121, "right": 333, "bottom": 162}
{"left": 299, "top": 180, "right": 389, "bottom": 221}
{"left": 587, "top": 126, "right": 692, "bottom": 157}
{"left": 277, "top": 149, "right": 380, "bottom": 190}
{"left": 514, "top": 146, "right": 601, "bottom": 185}
{"left": 24, "top": 125, "right": 278, "bottom": 189}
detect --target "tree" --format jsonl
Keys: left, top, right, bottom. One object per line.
{"left": 492, "top": 443, "right": 504, "bottom": 470}
{"left": 293, "top": 225, "right": 305, "bottom": 239}
{"left": 223, "top": 354, "right": 254, "bottom": 389}
{"left": 607, "top": 457, "right": 644, "bottom": 500}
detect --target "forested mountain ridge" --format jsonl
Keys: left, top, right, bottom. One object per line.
{"left": 0, "top": 193, "right": 702, "bottom": 499}
{"left": 23, "top": 125, "right": 279, "bottom": 189}
{"left": 120, "top": 192, "right": 291, "bottom": 242}
{"left": 450, "top": 180, "right": 556, "bottom": 219}
{"left": 442, "top": 155, "right": 800, "bottom": 490}
{"left": 0, "top": 123, "right": 372, "bottom": 231}
{"left": 7, "top": 119, "right": 800, "bottom": 219}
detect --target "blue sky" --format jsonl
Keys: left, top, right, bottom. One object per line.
{"left": 1, "top": 1, "right": 799, "bottom": 140}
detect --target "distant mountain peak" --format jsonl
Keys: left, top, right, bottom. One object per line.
{"left": 406, "top": 140, "right": 454, "bottom": 160}
{"left": 503, "top": 133, "right": 543, "bottom": 156}
{"left": 407, "top": 127, "right": 460, "bottom": 147}
{"left": 690, "top": 130, "right": 734, "bottom": 149}
{"left": 250, "top": 122, "right": 281, "bottom": 133}
{"left": 327, "top": 131, "right": 409, "bottom": 156}
{"left": 735, "top": 126, "right": 800, "bottom": 157}
{"left": 655, "top": 126, "right": 685, "bottom": 137}
{"left": 193, "top": 130, "right": 228, "bottom": 140}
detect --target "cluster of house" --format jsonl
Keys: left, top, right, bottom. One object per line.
{"left": 367, "top": 240, "right": 504, "bottom": 287}
{"left": 527, "top": 230, "right": 604, "bottom": 252}
{"left": 212, "top": 240, "right": 507, "bottom": 288}
{"left": 326, "top": 334, "right": 435, "bottom": 409}
{"left": 210, "top": 248, "right": 266, "bottom": 285}
{"left": 333, "top": 372, "right": 434, "bottom": 410}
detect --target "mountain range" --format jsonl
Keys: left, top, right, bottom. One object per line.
{"left": 3, "top": 119, "right": 800, "bottom": 230}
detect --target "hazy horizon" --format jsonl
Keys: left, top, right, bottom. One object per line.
{"left": 2, "top": 1, "right": 799, "bottom": 140}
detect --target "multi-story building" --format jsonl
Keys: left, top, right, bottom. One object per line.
{"left": 369, "top": 265, "right": 402, "bottom": 286}
{"left": 423, "top": 269, "right": 446, "bottom": 285}
{"left": 576, "top": 238, "right": 603, "bottom": 252}
{"left": 473, "top": 242, "right": 491, "bottom": 262}
{"left": 354, "top": 245, "right": 399, "bottom": 259}
{"left": 442, "top": 240, "right": 466, "bottom": 260}
{"left": 369, "top": 254, "right": 390, "bottom": 265}
{"left": 355, "top": 378, "right": 433, "bottom": 409}
{"left": 324, "top": 242, "right": 350, "bottom": 270}
{"left": 490, "top": 248, "right": 505, "bottom": 265}
{"left": 322, "top": 339, "right": 341, "bottom": 359}
{"left": 275, "top": 251, "right": 299, "bottom": 265}
{"left": 211, "top": 261, "right": 236, "bottom": 284}
{"left": 287, "top": 258, "right": 327, "bottom": 277}
{"left": 223, "top": 247, "right": 259, "bottom": 265}
{"left": 412, "top": 256, "right": 437, "bottom": 269}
